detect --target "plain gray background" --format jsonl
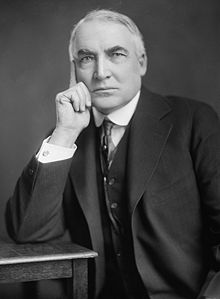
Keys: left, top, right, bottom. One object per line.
{"left": 0, "top": 0, "right": 220, "bottom": 297}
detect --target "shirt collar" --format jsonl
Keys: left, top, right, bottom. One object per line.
{"left": 92, "top": 90, "right": 140, "bottom": 127}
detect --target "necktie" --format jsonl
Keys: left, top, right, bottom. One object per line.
{"left": 102, "top": 119, "right": 116, "bottom": 168}
{"left": 101, "top": 119, "right": 122, "bottom": 234}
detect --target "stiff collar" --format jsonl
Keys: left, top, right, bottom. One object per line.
{"left": 92, "top": 90, "right": 140, "bottom": 127}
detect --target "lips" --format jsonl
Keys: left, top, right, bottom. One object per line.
{"left": 93, "top": 87, "right": 117, "bottom": 92}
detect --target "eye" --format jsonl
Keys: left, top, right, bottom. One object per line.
{"left": 80, "top": 55, "right": 95, "bottom": 63}
{"left": 110, "top": 51, "right": 127, "bottom": 63}
{"left": 112, "top": 52, "right": 126, "bottom": 57}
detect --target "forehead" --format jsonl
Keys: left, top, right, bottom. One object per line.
{"left": 74, "top": 20, "right": 136, "bottom": 52}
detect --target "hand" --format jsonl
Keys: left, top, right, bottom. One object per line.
{"left": 49, "top": 62, "right": 91, "bottom": 147}
{"left": 56, "top": 81, "right": 91, "bottom": 128}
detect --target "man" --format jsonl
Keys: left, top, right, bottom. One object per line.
{"left": 6, "top": 9, "right": 220, "bottom": 299}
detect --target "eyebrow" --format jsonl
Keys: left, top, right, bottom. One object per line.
{"left": 76, "top": 46, "right": 129, "bottom": 57}
{"left": 107, "top": 46, "right": 129, "bottom": 55}
{"left": 77, "top": 49, "right": 95, "bottom": 57}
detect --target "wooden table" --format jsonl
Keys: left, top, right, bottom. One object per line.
{"left": 0, "top": 242, "right": 97, "bottom": 299}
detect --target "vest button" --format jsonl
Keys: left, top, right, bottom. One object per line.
{"left": 111, "top": 202, "right": 118, "bottom": 209}
{"left": 28, "top": 168, "right": 34, "bottom": 176}
{"left": 108, "top": 178, "right": 115, "bottom": 185}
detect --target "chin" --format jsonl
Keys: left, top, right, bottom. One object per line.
{"left": 93, "top": 106, "right": 114, "bottom": 115}
{"left": 92, "top": 99, "right": 121, "bottom": 114}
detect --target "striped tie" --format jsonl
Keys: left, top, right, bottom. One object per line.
{"left": 102, "top": 119, "right": 116, "bottom": 168}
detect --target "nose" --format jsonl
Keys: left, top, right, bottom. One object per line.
{"left": 94, "top": 57, "right": 111, "bottom": 80}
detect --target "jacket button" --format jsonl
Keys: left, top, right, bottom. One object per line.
{"left": 111, "top": 202, "right": 118, "bottom": 209}
{"left": 108, "top": 178, "right": 115, "bottom": 185}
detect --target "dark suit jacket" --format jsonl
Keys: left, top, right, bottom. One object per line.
{"left": 7, "top": 87, "right": 220, "bottom": 299}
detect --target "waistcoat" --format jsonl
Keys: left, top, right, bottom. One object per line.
{"left": 96, "top": 125, "right": 147, "bottom": 299}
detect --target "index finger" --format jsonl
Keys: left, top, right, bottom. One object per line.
{"left": 69, "top": 60, "right": 77, "bottom": 88}
{"left": 80, "top": 82, "right": 92, "bottom": 107}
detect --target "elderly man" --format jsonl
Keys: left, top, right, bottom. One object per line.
{"left": 6, "top": 9, "right": 220, "bottom": 299}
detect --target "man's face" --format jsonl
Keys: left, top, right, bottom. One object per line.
{"left": 73, "top": 20, "right": 147, "bottom": 114}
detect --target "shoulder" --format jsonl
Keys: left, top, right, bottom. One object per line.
{"left": 164, "top": 95, "right": 219, "bottom": 130}
{"left": 142, "top": 86, "right": 219, "bottom": 124}
{"left": 141, "top": 86, "right": 220, "bottom": 137}
{"left": 165, "top": 94, "right": 215, "bottom": 114}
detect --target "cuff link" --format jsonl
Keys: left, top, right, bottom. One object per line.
{"left": 42, "top": 150, "right": 50, "bottom": 157}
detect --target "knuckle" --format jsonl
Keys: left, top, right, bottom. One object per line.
{"left": 56, "top": 92, "right": 63, "bottom": 101}
{"left": 78, "top": 81, "right": 83, "bottom": 87}
{"left": 78, "top": 82, "right": 85, "bottom": 91}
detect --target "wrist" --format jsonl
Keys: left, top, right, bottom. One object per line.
{"left": 49, "top": 127, "right": 80, "bottom": 148}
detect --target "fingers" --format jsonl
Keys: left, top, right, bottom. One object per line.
{"left": 56, "top": 82, "right": 91, "bottom": 112}
{"left": 76, "top": 85, "right": 86, "bottom": 111}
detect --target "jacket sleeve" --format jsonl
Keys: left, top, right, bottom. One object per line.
{"left": 6, "top": 155, "right": 73, "bottom": 243}
{"left": 189, "top": 101, "right": 220, "bottom": 298}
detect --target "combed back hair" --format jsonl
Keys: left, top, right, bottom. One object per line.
{"left": 68, "top": 9, "right": 146, "bottom": 61}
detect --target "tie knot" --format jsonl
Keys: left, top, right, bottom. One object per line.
{"left": 102, "top": 119, "right": 114, "bottom": 136}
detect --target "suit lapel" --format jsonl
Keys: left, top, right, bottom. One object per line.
{"left": 69, "top": 117, "right": 104, "bottom": 252}
{"left": 69, "top": 118, "right": 106, "bottom": 293}
{"left": 127, "top": 87, "right": 173, "bottom": 215}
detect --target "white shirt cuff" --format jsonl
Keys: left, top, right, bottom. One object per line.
{"left": 36, "top": 137, "right": 77, "bottom": 163}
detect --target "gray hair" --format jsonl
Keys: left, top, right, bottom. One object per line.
{"left": 68, "top": 9, "right": 146, "bottom": 61}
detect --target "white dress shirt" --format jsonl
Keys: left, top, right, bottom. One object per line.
{"left": 37, "top": 91, "right": 140, "bottom": 163}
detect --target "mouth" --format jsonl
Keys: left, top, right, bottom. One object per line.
{"left": 92, "top": 88, "right": 118, "bottom": 97}
{"left": 93, "top": 87, "right": 118, "bottom": 93}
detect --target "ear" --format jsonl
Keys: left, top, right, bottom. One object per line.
{"left": 69, "top": 60, "right": 77, "bottom": 88}
{"left": 138, "top": 53, "right": 147, "bottom": 76}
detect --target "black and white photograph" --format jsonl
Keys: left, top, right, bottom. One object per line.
{"left": 0, "top": 1, "right": 220, "bottom": 298}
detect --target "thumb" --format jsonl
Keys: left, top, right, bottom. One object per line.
{"left": 69, "top": 61, "right": 77, "bottom": 88}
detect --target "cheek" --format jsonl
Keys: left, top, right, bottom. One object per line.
{"left": 76, "top": 68, "right": 93, "bottom": 84}
{"left": 116, "top": 61, "right": 141, "bottom": 81}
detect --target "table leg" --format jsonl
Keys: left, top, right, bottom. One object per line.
{"left": 67, "top": 259, "right": 88, "bottom": 299}
{"left": 23, "top": 281, "right": 38, "bottom": 299}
